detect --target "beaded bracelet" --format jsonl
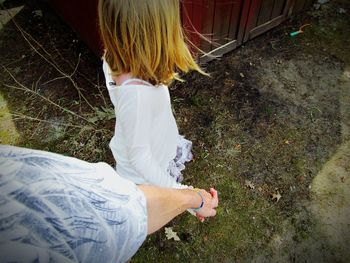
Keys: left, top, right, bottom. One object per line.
{"left": 192, "top": 189, "right": 204, "bottom": 211}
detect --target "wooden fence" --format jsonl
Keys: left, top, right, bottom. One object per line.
{"left": 49, "top": 0, "right": 314, "bottom": 60}
{"left": 181, "top": 0, "right": 315, "bottom": 62}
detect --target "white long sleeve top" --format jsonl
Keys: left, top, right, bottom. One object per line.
{"left": 102, "top": 60, "right": 185, "bottom": 188}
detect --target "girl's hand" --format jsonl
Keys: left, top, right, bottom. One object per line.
{"left": 193, "top": 188, "right": 219, "bottom": 222}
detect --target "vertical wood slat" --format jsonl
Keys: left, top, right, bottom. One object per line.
{"left": 228, "top": 1, "right": 244, "bottom": 40}
{"left": 293, "top": 0, "right": 305, "bottom": 13}
{"left": 201, "top": 0, "right": 215, "bottom": 52}
{"left": 181, "top": 0, "right": 209, "bottom": 51}
{"left": 49, "top": 0, "right": 102, "bottom": 55}
{"left": 198, "top": 0, "right": 215, "bottom": 52}
{"left": 271, "top": 0, "right": 286, "bottom": 18}
{"left": 236, "top": 0, "right": 252, "bottom": 44}
{"left": 243, "top": 0, "right": 263, "bottom": 42}
{"left": 257, "top": 0, "right": 275, "bottom": 25}
{"left": 304, "top": 0, "right": 315, "bottom": 9}
{"left": 212, "top": 0, "right": 236, "bottom": 46}
{"left": 181, "top": 1, "right": 195, "bottom": 45}
{"left": 192, "top": 0, "right": 207, "bottom": 48}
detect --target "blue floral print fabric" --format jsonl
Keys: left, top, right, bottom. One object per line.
{"left": 0, "top": 145, "right": 147, "bottom": 263}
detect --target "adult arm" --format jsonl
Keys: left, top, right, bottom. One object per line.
{"left": 138, "top": 186, "right": 219, "bottom": 234}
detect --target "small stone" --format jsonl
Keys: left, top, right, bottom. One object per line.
{"left": 240, "top": 72, "right": 245, "bottom": 78}
{"left": 314, "top": 3, "right": 320, "bottom": 10}
{"left": 33, "top": 10, "right": 43, "bottom": 17}
{"left": 317, "top": 0, "right": 329, "bottom": 4}
{"left": 338, "top": 8, "right": 346, "bottom": 14}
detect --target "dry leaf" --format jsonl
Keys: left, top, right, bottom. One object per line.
{"left": 240, "top": 72, "right": 245, "bottom": 78}
{"left": 272, "top": 191, "right": 282, "bottom": 202}
{"left": 235, "top": 144, "right": 241, "bottom": 150}
{"left": 165, "top": 227, "right": 180, "bottom": 241}
{"left": 245, "top": 180, "right": 255, "bottom": 190}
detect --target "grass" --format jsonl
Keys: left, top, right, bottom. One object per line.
{"left": 0, "top": 0, "right": 349, "bottom": 262}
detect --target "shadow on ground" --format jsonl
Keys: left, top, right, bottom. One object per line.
{"left": 0, "top": 0, "right": 349, "bottom": 262}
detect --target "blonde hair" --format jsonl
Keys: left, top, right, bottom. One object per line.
{"left": 98, "top": 0, "right": 206, "bottom": 85}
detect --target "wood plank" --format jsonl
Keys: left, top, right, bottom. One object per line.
{"left": 192, "top": 0, "right": 207, "bottom": 50}
{"left": 271, "top": 0, "right": 286, "bottom": 18}
{"left": 212, "top": 0, "right": 234, "bottom": 46}
{"left": 283, "top": 0, "right": 295, "bottom": 16}
{"left": 199, "top": 39, "right": 238, "bottom": 63}
{"left": 198, "top": 0, "right": 215, "bottom": 53}
{"left": 257, "top": 0, "right": 275, "bottom": 25}
{"left": 237, "top": 0, "right": 252, "bottom": 44}
{"left": 243, "top": 0, "right": 263, "bottom": 42}
{"left": 249, "top": 15, "right": 284, "bottom": 39}
{"left": 293, "top": 0, "right": 305, "bottom": 13}
{"left": 181, "top": 1, "right": 194, "bottom": 40}
{"left": 304, "top": 0, "right": 315, "bottom": 9}
{"left": 49, "top": 0, "right": 102, "bottom": 55}
{"left": 228, "top": 1, "right": 243, "bottom": 40}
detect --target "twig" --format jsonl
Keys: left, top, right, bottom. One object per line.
{"left": 51, "top": 44, "right": 100, "bottom": 87}
{"left": 28, "top": 107, "right": 46, "bottom": 139}
{"left": 10, "top": 18, "right": 95, "bottom": 110}
{"left": 12, "top": 113, "right": 86, "bottom": 129}
{"left": 41, "top": 75, "right": 69, "bottom": 86}
{"left": 96, "top": 73, "right": 108, "bottom": 108}
{"left": 3, "top": 66, "right": 93, "bottom": 124}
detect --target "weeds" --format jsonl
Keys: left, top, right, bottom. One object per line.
{"left": 1, "top": 0, "right": 348, "bottom": 261}
{"left": 1, "top": 12, "right": 115, "bottom": 162}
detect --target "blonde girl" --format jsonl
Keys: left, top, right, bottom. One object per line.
{"left": 99, "top": 0, "right": 207, "bottom": 188}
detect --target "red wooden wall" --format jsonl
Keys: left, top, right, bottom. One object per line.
{"left": 49, "top": 0, "right": 101, "bottom": 55}
{"left": 48, "top": 0, "right": 314, "bottom": 60}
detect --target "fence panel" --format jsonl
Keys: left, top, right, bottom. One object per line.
{"left": 48, "top": 0, "right": 315, "bottom": 60}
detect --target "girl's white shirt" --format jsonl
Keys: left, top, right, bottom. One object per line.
{"left": 102, "top": 60, "right": 186, "bottom": 188}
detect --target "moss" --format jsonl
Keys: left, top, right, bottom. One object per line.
{"left": 0, "top": 93, "right": 20, "bottom": 144}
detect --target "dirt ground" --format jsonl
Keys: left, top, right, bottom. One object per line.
{"left": 0, "top": 0, "right": 349, "bottom": 262}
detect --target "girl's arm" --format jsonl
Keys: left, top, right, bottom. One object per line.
{"left": 138, "top": 186, "right": 219, "bottom": 234}
{"left": 128, "top": 146, "right": 184, "bottom": 188}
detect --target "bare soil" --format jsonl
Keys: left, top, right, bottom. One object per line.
{"left": 0, "top": 0, "right": 349, "bottom": 262}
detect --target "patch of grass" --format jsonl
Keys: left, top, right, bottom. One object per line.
{"left": 301, "top": 4, "right": 350, "bottom": 64}
{"left": 134, "top": 155, "right": 284, "bottom": 262}
{"left": 1, "top": 1, "right": 348, "bottom": 261}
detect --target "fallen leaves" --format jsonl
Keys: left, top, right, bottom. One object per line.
{"left": 165, "top": 227, "right": 180, "bottom": 241}
{"left": 245, "top": 180, "right": 255, "bottom": 190}
{"left": 271, "top": 191, "right": 282, "bottom": 202}
{"left": 244, "top": 180, "right": 282, "bottom": 203}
